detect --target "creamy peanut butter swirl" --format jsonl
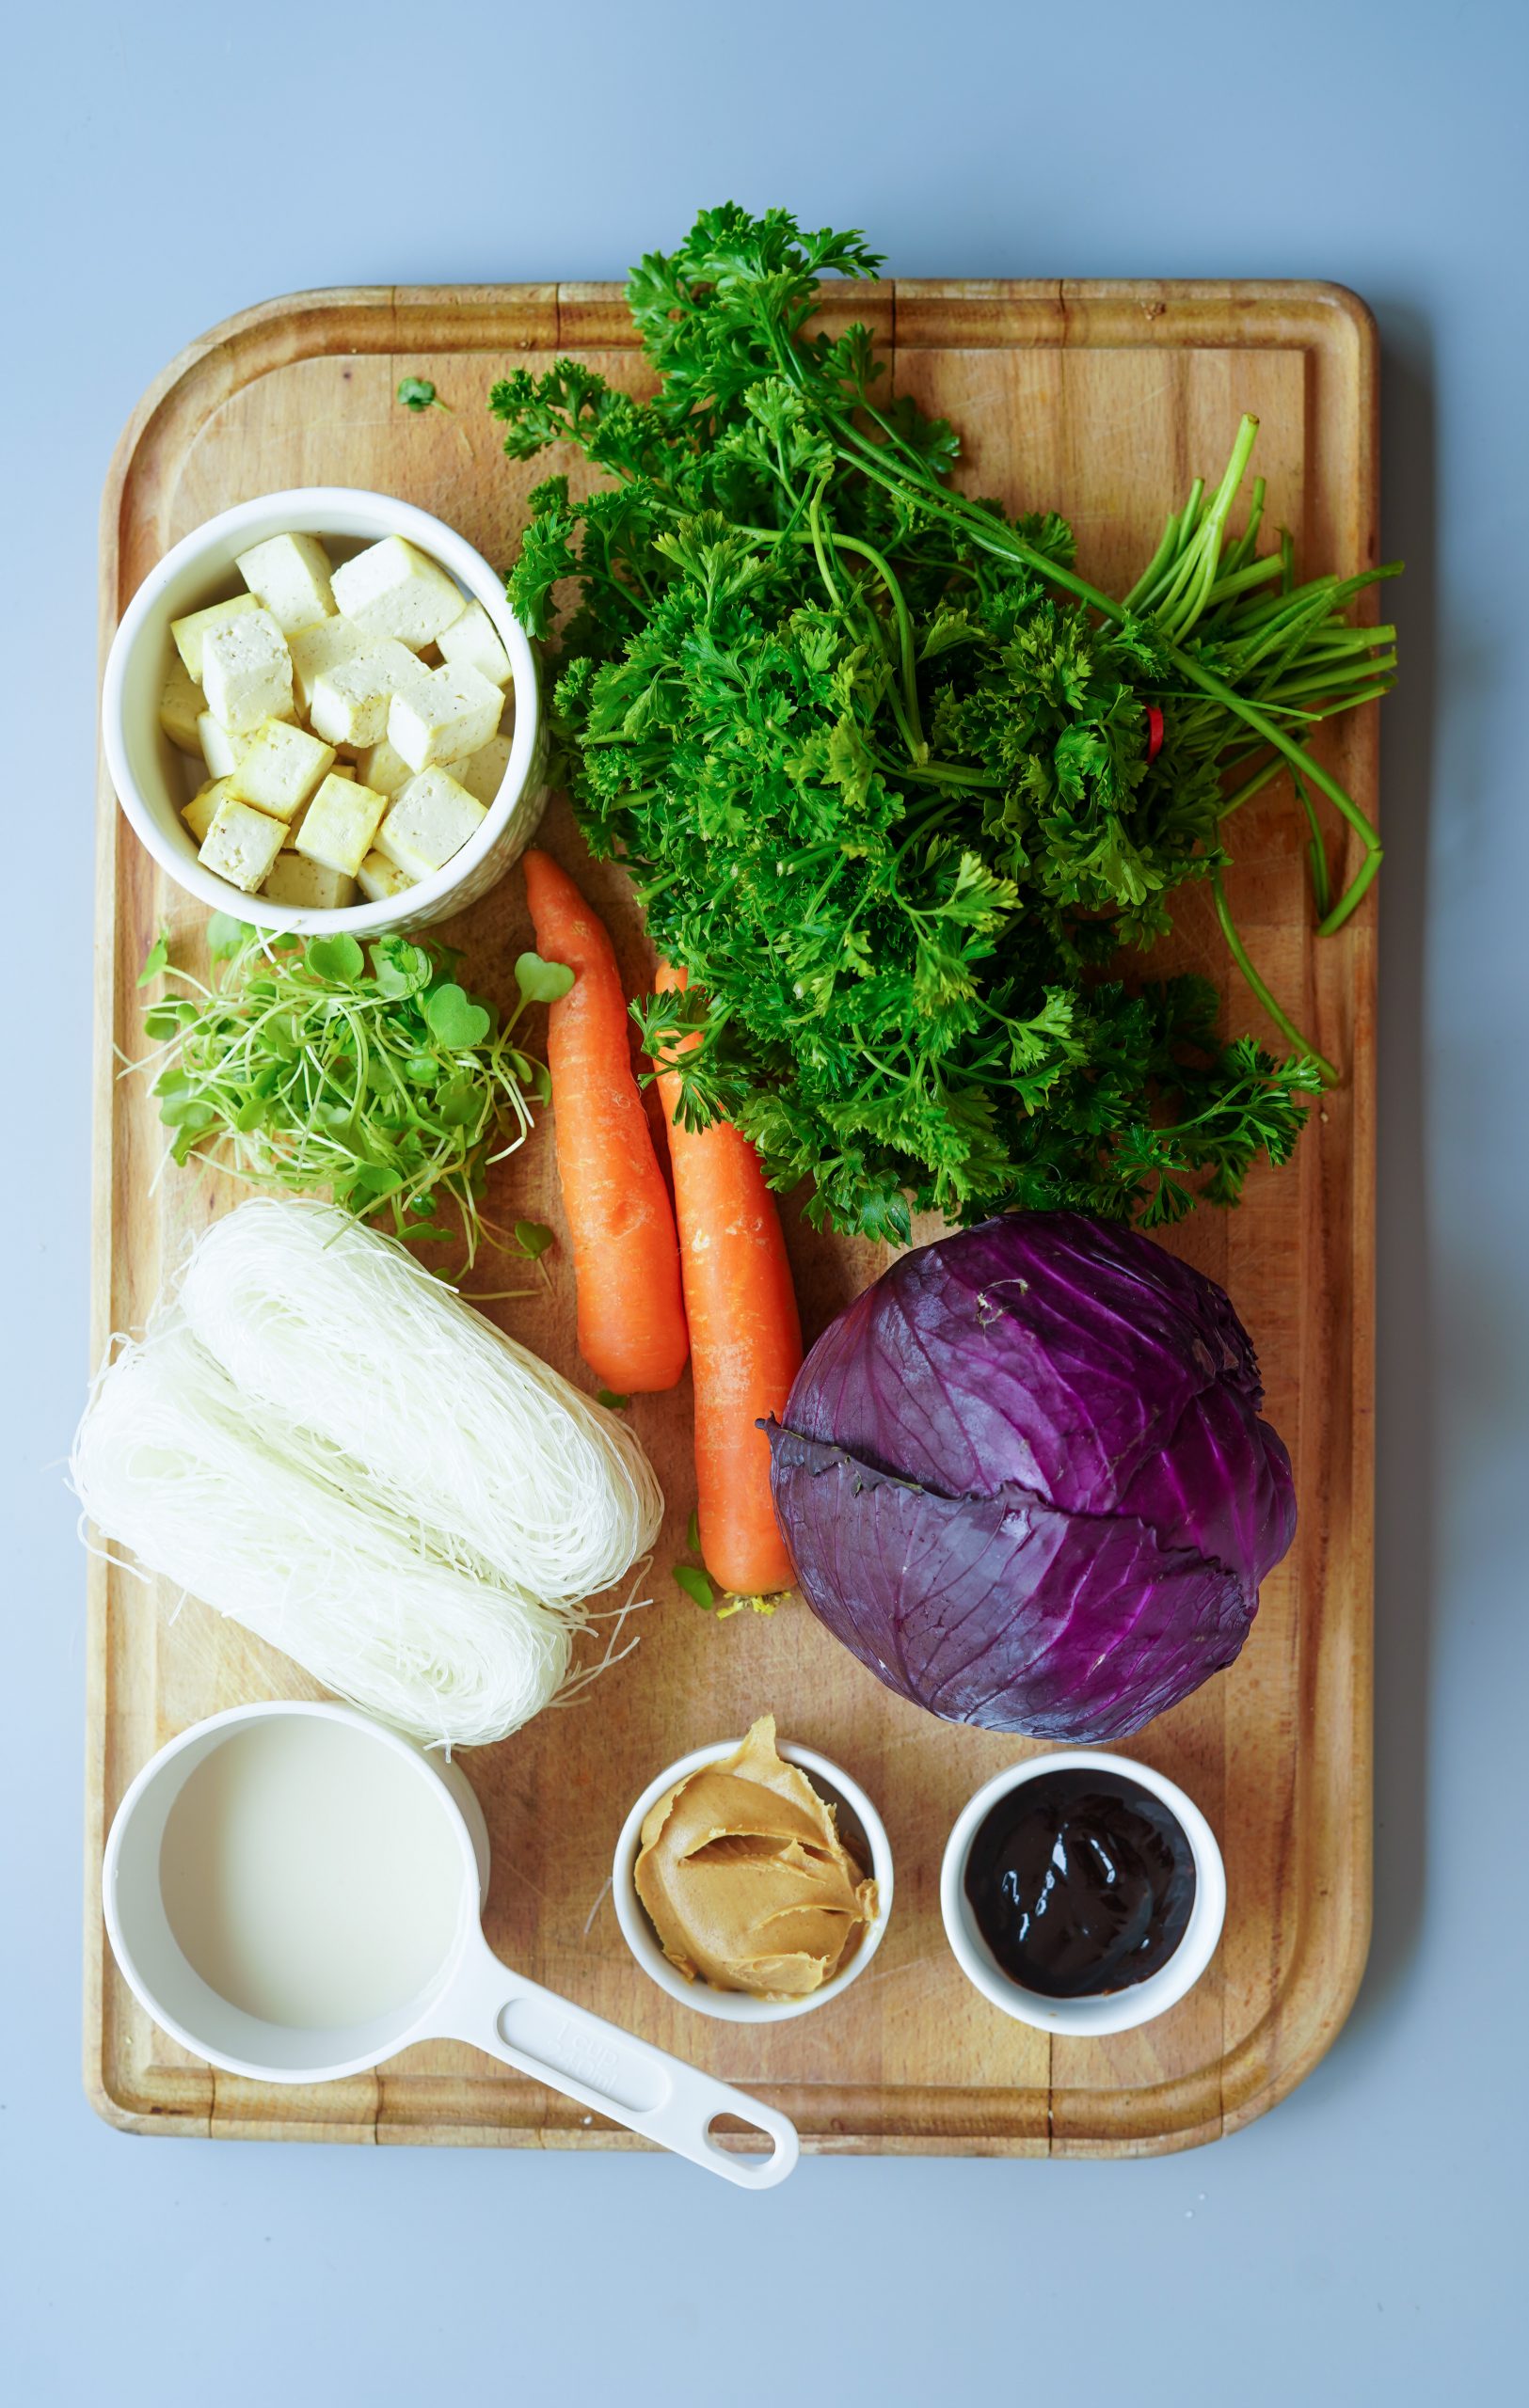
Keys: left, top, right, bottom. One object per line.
{"left": 634, "top": 1716, "right": 877, "bottom": 1998}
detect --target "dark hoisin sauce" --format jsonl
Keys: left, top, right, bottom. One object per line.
{"left": 964, "top": 1767, "right": 1195, "bottom": 1999}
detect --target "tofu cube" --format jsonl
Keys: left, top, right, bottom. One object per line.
{"left": 197, "top": 710, "right": 255, "bottom": 779}
{"left": 437, "top": 599, "right": 512, "bottom": 688}
{"left": 356, "top": 849, "right": 416, "bottom": 903}
{"left": 451, "top": 732, "right": 513, "bottom": 810}
{"left": 310, "top": 639, "right": 422, "bottom": 750}
{"left": 183, "top": 777, "right": 234, "bottom": 845}
{"left": 235, "top": 532, "right": 336, "bottom": 636}
{"left": 295, "top": 774, "right": 388, "bottom": 879}
{"left": 199, "top": 796, "right": 286, "bottom": 894}
{"left": 375, "top": 768, "right": 486, "bottom": 879}
{"left": 388, "top": 663, "right": 502, "bottom": 771}
{"left": 228, "top": 719, "right": 335, "bottom": 821}
{"left": 170, "top": 593, "right": 260, "bottom": 683}
{"left": 331, "top": 536, "right": 467, "bottom": 647}
{"left": 159, "top": 656, "right": 205, "bottom": 753}
{"left": 289, "top": 616, "right": 368, "bottom": 711}
{"left": 260, "top": 852, "right": 357, "bottom": 910}
{"left": 356, "top": 735, "right": 415, "bottom": 798}
{"left": 200, "top": 609, "right": 294, "bottom": 735}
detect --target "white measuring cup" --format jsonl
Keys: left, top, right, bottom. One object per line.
{"left": 102, "top": 1701, "right": 798, "bottom": 2188}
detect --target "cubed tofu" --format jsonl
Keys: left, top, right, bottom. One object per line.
{"left": 183, "top": 777, "right": 234, "bottom": 845}
{"left": 375, "top": 768, "right": 486, "bottom": 879}
{"left": 331, "top": 535, "right": 467, "bottom": 647}
{"left": 437, "top": 599, "right": 512, "bottom": 687}
{"left": 295, "top": 774, "right": 388, "bottom": 879}
{"left": 235, "top": 532, "right": 336, "bottom": 636}
{"left": 200, "top": 609, "right": 294, "bottom": 735}
{"left": 356, "top": 735, "right": 415, "bottom": 797}
{"left": 159, "top": 656, "right": 205, "bottom": 753}
{"left": 260, "top": 852, "right": 357, "bottom": 910}
{"left": 170, "top": 593, "right": 260, "bottom": 683}
{"left": 197, "top": 710, "right": 255, "bottom": 779}
{"left": 388, "top": 663, "right": 502, "bottom": 771}
{"left": 199, "top": 795, "right": 286, "bottom": 893}
{"left": 451, "top": 732, "right": 514, "bottom": 809}
{"left": 228, "top": 719, "right": 335, "bottom": 820}
{"left": 310, "top": 639, "right": 423, "bottom": 749}
{"left": 328, "top": 763, "right": 356, "bottom": 778}
{"left": 356, "top": 849, "right": 416, "bottom": 903}
{"left": 280, "top": 767, "right": 350, "bottom": 853}
{"left": 289, "top": 616, "right": 368, "bottom": 711}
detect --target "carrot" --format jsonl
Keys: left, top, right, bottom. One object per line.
{"left": 521, "top": 851, "right": 688, "bottom": 1393}
{"left": 651, "top": 961, "right": 803, "bottom": 1596}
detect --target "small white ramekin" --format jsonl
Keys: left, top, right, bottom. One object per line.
{"left": 613, "top": 1736, "right": 893, "bottom": 2023}
{"left": 101, "top": 486, "right": 549, "bottom": 937}
{"left": 940, "top": 1749, "right": 1226, "bottom": 2038}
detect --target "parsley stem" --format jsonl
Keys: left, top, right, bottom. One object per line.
{"left": 830, "top": 530, "right": 927, "bottom": 759}
{"left": 1212, "top": 870, "right": 1336, "bottom": 1083}
{"left": 1291, "top": 765, "right": 1333, "bottom": 920}
{"left": 807, "top": 473, "right": 842, "bottom": 607}
{"left": 874, "top": 748, "right": 1004, "bottom": 792}
{"left": 1316, "top": 842, "right": 1383, "bottom": 936}
{"left": 831, "top": 405, "right": 1389, "bottom": 932}
{"left": 1153, "top": 416, "right": 1261, "bottom": 642}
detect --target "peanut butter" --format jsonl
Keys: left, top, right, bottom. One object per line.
{"left": 634, "top": 1716, "right": 877, "bottom": 1998}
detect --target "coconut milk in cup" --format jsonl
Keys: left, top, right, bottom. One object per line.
{"left": 105, "top": 1700, "right": 798, "bottom": 2186}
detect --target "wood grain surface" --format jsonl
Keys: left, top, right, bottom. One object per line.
{"left": 88, "top": 278, "right": 1377, "bottom": 2157}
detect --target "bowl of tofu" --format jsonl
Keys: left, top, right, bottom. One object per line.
{"left": 102, "top": 488, "right": 549, "bottom": 932}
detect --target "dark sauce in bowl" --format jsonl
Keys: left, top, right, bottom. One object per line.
{"left": 964, "top": 1767, "right": 1196, "bottom": 1999}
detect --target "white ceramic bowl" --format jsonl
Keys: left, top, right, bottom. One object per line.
{"left": 101, "top": 487, "right": 549, "bottom": 936}
{"left": 939, "top": 1749, "right": 1226, "bottom": 2037}
{"left": 613, "top": 1736, "right": 893, "bottom": 2023}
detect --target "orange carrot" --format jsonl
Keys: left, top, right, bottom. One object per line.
{"left": 522, "top": 851, "right": 688, "bottom": 1393}
{"left": 652, "top": 961, "right": 803, "bottom": 1595}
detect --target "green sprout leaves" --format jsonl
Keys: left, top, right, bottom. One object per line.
{"left": 397, "top": 376, "right": 449, "bottom": 414}
{"left": 137, "top": 927, "right": 554, "bottom": 1264}
{"left": 515, "top": 950, "right": 576, "bottom": 1006}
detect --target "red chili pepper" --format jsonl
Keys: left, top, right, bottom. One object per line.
{"left": 1145, "top": 705, "right": 1165, "bottom": 765}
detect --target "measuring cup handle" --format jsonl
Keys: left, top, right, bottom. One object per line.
{"left": 431, "top": 1933, "right": 798, "bottom": 2189}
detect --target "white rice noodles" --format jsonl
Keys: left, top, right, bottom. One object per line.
{"left": 71, "top": 1199, "right": 665, "bottom": 1750}
{"left": 177, "top": 1200, "right": 663, "bottom": 1607}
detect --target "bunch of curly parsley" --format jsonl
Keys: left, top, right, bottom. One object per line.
{"left": 491, "top": 205, "right": 1396, "bottom": 1244}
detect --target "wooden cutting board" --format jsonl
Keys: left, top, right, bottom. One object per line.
{"left": 88, "top": 277, "right": 1376, "bottom": 2157}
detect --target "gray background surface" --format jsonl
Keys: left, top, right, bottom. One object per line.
{"left": 4, "top": 2, "right": 1521, "bottom": 2398}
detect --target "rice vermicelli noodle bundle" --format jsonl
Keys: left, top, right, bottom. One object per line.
{"left": 70, "top": 1199, "right": 665, "bottom": 1748}
{"left": 177, "top": 1199, "right": 663, "bottom": 1605}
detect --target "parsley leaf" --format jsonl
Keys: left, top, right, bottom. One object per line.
{"left": 491, "top": 202, "right": 1396, "bottom": 1238}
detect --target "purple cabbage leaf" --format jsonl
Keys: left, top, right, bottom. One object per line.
{"left": 766, "top": 1212, "right": 1295, "bottom": 1741}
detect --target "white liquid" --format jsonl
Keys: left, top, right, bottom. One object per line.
{"left": 159, "top": 1719, "right": 464, "bottom": 2028}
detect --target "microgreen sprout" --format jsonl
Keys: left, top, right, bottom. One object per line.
{"left": 397, "top": 375, "right": 450, "bottom": 414}
{"left": 136, "top": 926, "right": 572, "bottom": 1266}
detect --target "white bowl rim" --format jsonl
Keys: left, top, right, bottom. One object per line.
{"left": 100, "top": 485, "right": 541, "bottom": 935}
{"left": 612, "top": 1734, "right": 894, "bottom": 2024}
{"left": 938, "top": 1747, "right": 1226, "bottom": 2038}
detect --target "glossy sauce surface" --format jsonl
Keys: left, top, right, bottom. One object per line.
{"left": 964, "top": 1767, "right": 1195, "bottom": 1998}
